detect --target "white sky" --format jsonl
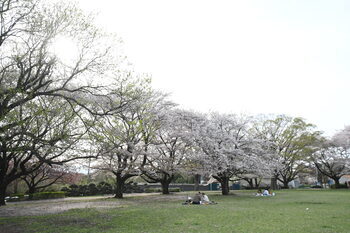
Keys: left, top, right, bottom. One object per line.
{"left": 77, "top": 0, "right": 350, "bottom": 136}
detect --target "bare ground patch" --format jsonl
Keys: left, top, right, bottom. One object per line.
{"left": 0, "top": 193, "right": 188, "bottom": 217}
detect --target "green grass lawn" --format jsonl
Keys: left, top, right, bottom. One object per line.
{"left": 1, "top": 189, "right": 349, "bottom": 233}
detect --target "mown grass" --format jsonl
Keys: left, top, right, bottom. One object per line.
{"left": 0, "top": 189, "right": 349, "bottom": 233}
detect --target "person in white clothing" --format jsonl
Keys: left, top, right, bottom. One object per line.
{"left": 263, "top": 189, "right": 270, "bottom": 196}
{"left": 202, "top": 193, "right": 210, "bottom": 204}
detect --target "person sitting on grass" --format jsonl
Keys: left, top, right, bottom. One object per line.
{"left": 256, "top": 188, "right": 263, "bottom": 196}
{"left": 201, "top": 193, "right": 210, "bottom": 204}
{"left": 182, "top": 192, "right": 217, "bottom": 205}
{"left": 263, "top": 188, "right": 270, "bottom": 196}
{"left": 261, "top": 188, "right": 275, "bottom": 196}
{"left": 201, "top": 192, "right": 218, "bottom": 204}
{"left": 191, "top": 192, "right": 202, "bottom": 204}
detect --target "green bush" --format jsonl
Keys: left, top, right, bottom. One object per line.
{"left": 97, "top": 182, "right": 114, "bottom": 194}
{"left": 10, "top": 193, "right": 25, "bottom": 199}
{"left": 7, "top": 193, "right": 27, "bottom": 202}
{"left": 169, "top": 188, "right": 181, "bottom": 192}
{"left": 144, "top": 188, "right": 162, "bottom": 193}
{"left": 330, "top": 183, "right": 348, "bottom": 189}
{"left": 124, "top": 182, "right": 144, "bottom": 193}
{"left": 31, "top": 191, "right": 65, "bottom": 200}
{"left": 62, "top": 182, "right": 115, "bottom": 196}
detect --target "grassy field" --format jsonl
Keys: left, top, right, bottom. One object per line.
{"left": 1, "top": 189, "right": 349, "bottom": 233}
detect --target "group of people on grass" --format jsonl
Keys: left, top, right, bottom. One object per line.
{"left": 183, "top": 188, "right": 275, "bottom": 205}
{"left": 184, "top": 192, "right": 216, "bottom": 205}
{"left": 256, "top": 188, "right": 275, "bottom": 196}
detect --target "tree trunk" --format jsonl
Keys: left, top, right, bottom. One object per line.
{"left": 13, "top": 179, "right": 18, "bottom": 194}
{"left": 114, "top": 175, "right": 125, "bottom": 199}
{"left": 194, "top": 174, "right": 200, "bottom": 191}
{"left": 270, "top": 177, "right": 278, "bottom": 190}
{"left": 27, "top": 186, "right": 36, "bottom": 200}
{"left": 0, "top": 184, "right": 7, "bottom": 206}
{"left": 246, "top": 178, "right": 254, "bottom": 189}
{"left": 254, "top": 178, "right": 259, "bottom": 188}
{"left": 334, "top": 178, "right": 340, "bottom": 188}
{"left": 282, "top": 181, "right": 289, "bottom": 189}
{"left": 220, "top": 177, "right": 230, "bottom": 195}
{"left": 161, "top": 181, "right": 170, "bottom": 194}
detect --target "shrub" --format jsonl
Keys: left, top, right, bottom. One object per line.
{"left": 6, "top": 193, "right": 27, "bottom": 202}
{"left": 61, "top": 187, "right": 70, "bottom": 193}
{"left": 78, "top": 185, "right": 88, "bottom": 195}
{"left": 144, "top": 188, "right": 162, "bottom": 193}
{"left": 87, "top": 183, "right": 99, "bottom": 195}
{"left": 169, "top": 188, "right": 181, "bottom": 192}
{"left": 31, "top": 192, "right": 65, "bottom": 200}
{"left": 65, "top": 184, "right": 81, "bottom": 196}
{"left": 97, "top": 182, "right": 114, "bottom": 194}
{"left": 124, "top": 182, "right": 144, "bottom": 193}
{"left": 62, "top": 182, "right": 116, "bottom": 196}
{"left": 144, "top": 187, "right": 181, "bottom": 193}
{"left": 330, "top": 183, "right": 348, "bottom": 189}
{"left": 10, "top": 193, "right": 25, "bottom": 199}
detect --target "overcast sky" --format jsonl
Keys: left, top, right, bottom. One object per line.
{"left": 77, "top": 0, "right": 350, "bottom": 136}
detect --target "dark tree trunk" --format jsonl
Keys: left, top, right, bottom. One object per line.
{"left": 270, "top": 177, "right": 278, "bottom": 190}
{"left": 282, "top": 181, "right": 289, "bottom": 189}
{"left": 0, "top": 184, "right": 7, "bottom": 206}
{"left": 27, "top": 184, "right": 36, "bottom": 194}
{"left": 27, "top": 186, "right": 36, "bottom": 199}
{"left": 161, "top": 181, "right": 170, "bottom": 194}
{"left": 334, "top": 178, "right": 340, "bottom": 188}
{"left": 194, "top": 174, "right": 200, "bottom": 191}
{"left": 13, "top": 179, "right": 18, "bottom": 194}
{"left": 220, "top": 177, "right": 230, "bottom": 195}
{"left": 160, "top": 174, "right": 174, "bottom": 195}
{"left": 114, "top": 175, "right": 125, "bottom": 199}
{"left": 254, "top": 178, "right": 259, "bottom": 188}
{"left": 246, "top": 178, "right": 254, "bottom": 189}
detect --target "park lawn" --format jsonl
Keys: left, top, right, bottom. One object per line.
{"left": 0, "top": 189, "right": 349, "bottom": 233}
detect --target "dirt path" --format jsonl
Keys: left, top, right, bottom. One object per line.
{"left": 0, "top": 193, "right": 187, "bottom": 217}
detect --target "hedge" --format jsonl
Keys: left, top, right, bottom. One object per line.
{"left": 144, "top": 187, "right": 181, "bottom": 193}
{"left": 330, "top": 183, "right": 348, "bottom": 189}
{"left": 7, "top": 192, "right": 65, "bottom": 201}
{"left": 31, "top": 191, "right": 65, "bottom": 200}
{"left": 6, "top": 193, "right": 27, "bottom": 202}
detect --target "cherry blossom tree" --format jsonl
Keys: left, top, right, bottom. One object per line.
{"left": 91, "top": 77, "right": 173, "bottom": 198}
{"left": 190, "top": 112, "right": 261, "bottom": 195}
{"left": 141, "top": 109, "right": 194, "bottom": 194}
{"left": 313, "top": 126, "right": 350, "bottom": 188}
